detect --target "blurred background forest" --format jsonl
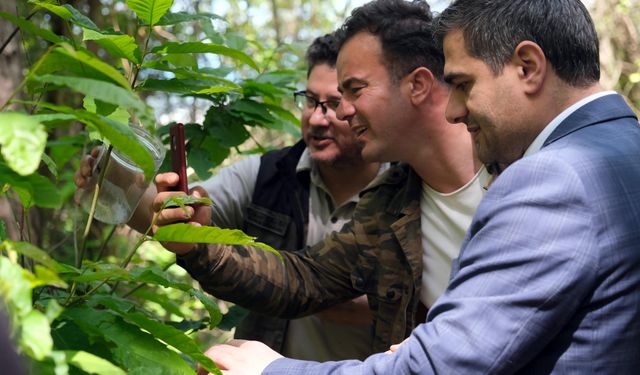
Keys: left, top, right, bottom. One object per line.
{"left": 0, "top": 0, "right": 638, "bottom": 369}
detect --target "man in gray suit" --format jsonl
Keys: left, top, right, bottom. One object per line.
{"left": 203, "top": 0, "right": 640, "bottom": 373}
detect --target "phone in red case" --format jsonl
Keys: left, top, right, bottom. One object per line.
{"left": 170, "top": 123, "right": 188, "bottom": 193}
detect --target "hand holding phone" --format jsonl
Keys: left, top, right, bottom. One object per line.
{"left": 170, "top": 123, "right": 188, "bottom": 193}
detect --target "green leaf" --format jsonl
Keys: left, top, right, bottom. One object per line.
{"left": 217, "top": 305, "right": 249, "bottom": 331}
{"left": 94, "top": 296, "right": 221, "bottom": 375}
{"left": 142, "top": 61, "right": 241, "bottom": 90}
{"left": 83, "top": 28, "right": 142, "bottom": 64}
{"left": 0, "top": 112, "right": 47, "bottom": 176}
{"left": 229, "top": 99, "right": 278, "bottom": 127}
{"left": 129, "top": 266, "right": 192, "bottom": 291}
{"left": 152, "top": 11, "right": 223, "bottom": 26}
{"left": 161, "top": 195, "right": 213, "bottom": 217}
{"left": 189, "top": 289, "right": 222, "bottom": 328}
{"left": 0, "top": 162, "right": 62, "bottom": 208}
{"left": 49, "top": 44, "right": 131, "bottom": 89}
{"left": 29, "top": 1, "right": 99, "bottom": 30}
{"left": 63, "top": 351, "right": 126, "bottom": 375}
{"left": 34, "top": 265, "right": 68, "bottom": 289}
{"left": 1, "top": 240, "right": 63, "bottom": 272}
{"left": 70, "top": 263, "right": 131, "bottom": 283}
{"left": 0, "top": 221, "right": 6, "bottom": 242}
{"left": 63, "top": 307, "right": 195, "bottom": 375}
{"left": 31, "top": 113, "right": 77, "bottom": 124}
{"left": 20, "top": 310, "right": 53, "bottom": 360}
{"left": 187, "top": 145, "right": 228, "bottom": 179}
{"left": 40, "top": 153, "right": 58, "bottom": 179}
{"left": 151, "top": 42, "right": 258, "bottom": 71}
{"left": 130, "top": 288, "right": 186, "bottom": 318}
{"left": 17, "top": 102, "right": 158, "bottom": 181}
{"left": 84, "top": 96, "right": 131, "bottom": 125}
{"left": 138, "top": 78, "right": 215, "bottom": 94}
{"left": 0, "top": 256, "right": 33, "bottom": 316}
{"left": 31, "top": 75, "right": 150, "bottom": 124}
{"left": 0, "top": 11, "right": 63, "bottom": 44}
{"left": 126, "top": 0, "right": 174, "bottom": 27}
{"left": 153, "top": 223, "right": 280, "bottom": 256}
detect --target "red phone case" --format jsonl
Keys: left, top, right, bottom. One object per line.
{"left": 170, "top": 123, "right": 188, "bottom": 193}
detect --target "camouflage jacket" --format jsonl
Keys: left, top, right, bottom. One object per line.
{"left": 177, "top": 163, "right": 423, "bottom": 353}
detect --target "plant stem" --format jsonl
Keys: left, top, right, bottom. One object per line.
{"left": 0, "top": 11, "right": 37, "bottom": 55}
{"left": 120, "top": 260, "right": 175, "bottom": 299}
{"left": 95, "top": 225, "right": 117, "bottom": 261}
{"left": 76, "top": 145, "right": 113, "bottom": 268}
{"left": 110, "top": 212, "right": 159, "bottom": 295}
{"left": 1, "top": 44, "right": 55, "bottom": 111}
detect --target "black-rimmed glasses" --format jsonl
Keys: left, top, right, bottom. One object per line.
{"left": 294, "top": 90, "right": 340, "bottom": 115}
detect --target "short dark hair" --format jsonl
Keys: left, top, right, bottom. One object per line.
{"left": 335, "top": 0, "right": 443, "bottom": 82}
{"left": 305, "top": 33, "right": 339, "bottom": 77}
{"left": 435, "top": 0, "right": 600, "bottom": 87}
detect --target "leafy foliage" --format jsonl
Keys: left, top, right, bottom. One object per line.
{"left": 0, "top": 0, "right": 295, "bottom": 373}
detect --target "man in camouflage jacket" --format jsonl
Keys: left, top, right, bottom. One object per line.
{"left": 177, "top": 163, "right": 422, "bottom": 353}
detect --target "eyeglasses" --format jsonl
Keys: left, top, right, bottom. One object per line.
{"left": 294, "top": 90, "right": 340, "bottom": 115}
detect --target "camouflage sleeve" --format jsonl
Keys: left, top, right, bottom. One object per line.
{"left": 176, "top": 223, "right": 363, "bottom": 319}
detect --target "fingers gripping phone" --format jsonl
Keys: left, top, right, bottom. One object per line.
{"left": 170, "top": 123, "right": 188, "bottom": 193}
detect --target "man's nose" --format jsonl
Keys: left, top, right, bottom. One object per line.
{"left": 445, "top": 95, "right": 468, "bottom": 125}
{"left": 308, "top": 105, "right": 329, "bottom": 126}
{"left": 336, "top": 99, "right": 355, "bottom": 122}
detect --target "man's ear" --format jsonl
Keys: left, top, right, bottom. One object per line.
{"left": 512, "top": 41, "right": 547, "bottom": 94}
{"left": 405, "top": 67, "right": 434, "bottom": 105}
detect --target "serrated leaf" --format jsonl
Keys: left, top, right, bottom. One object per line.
{"left": 144, "top": 62, "right": 241, "bottom": 90}
{"left": 0, "top": 112, "right": 47, "bottom": 176}
{"left": 153, "top": 223, "right": 280, "bottom": 256}
{"left": 27, "top": 46, "right": 129, "bottom": 89}
{"left": 31, "top": 75, "right": 150, "bottom": 124}
{"left": 83, "top": 28, "right": 142, "bottom": 64}
{"left": 129, "top": 266, "right": 192, "bottom": 291}
{"left": 50, "top": 44, "right": 131, "bottom": 89}
{"left": 229, "top": 99, "right": 278, "bottom": 126}
{"left": 70, "top": 263, "right": 131, "bottom": 283}
{"left": 151, "top": 42, "right": 258, "bottom": 71}
{"left": 97, "top": 298, "right": 221, "bottom": 375}
{"left": 16, "top": 102, "right": 158, "bottom": 181}
{"left": 0, "top": 11, "right": 63, "bottom": 44}
{"left": 130, "top": 288, "right": 186, "bottom": 318}
{"left": 126, "top": 0, "right": 174, "bottom": 27}
{"left": 152, "top": 11, "right": 223, "bottom": 26}
{"left": 138, "top": 78, "right": 212, "bottom": 94}
{"left": 0, "top": 162, "right": 62, "bottom": 208}
{"left": 64, "top": 350, "right": 126, "bottom": 375}
{"left": 0, "top": 240, "right": 62, "bottom": 272}
{"left": 63, "top": 307, "right": 195, "bottom": 375}
{"left": 29, "top": 1, "right": 99, "bottom": 30}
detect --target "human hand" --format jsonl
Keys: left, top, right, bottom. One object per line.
{"left": 73, "top": 146, "right": 101, "bottom": 188}
{"left": 197, "top": 339, "right": 283, "bottom": 375}
{"left": 385, "top": 337, "right": 411, "bottom": 354}
{"left": 317, "top": 295, "right": 372, "bottom": 325}
{"left": 152, "top": 172, "right": 212, "bottom": 255}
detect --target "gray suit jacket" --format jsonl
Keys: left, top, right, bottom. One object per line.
{"left": 266, "top": 94, "right": 640, "bottom": 374}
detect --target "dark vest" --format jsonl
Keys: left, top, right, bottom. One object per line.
{"left": 234, "top": 140, "right": 310, "bottom": 350}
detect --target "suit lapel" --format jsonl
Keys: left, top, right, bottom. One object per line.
{"left": 542, "top": 94, "right": 638, "bottom": 148}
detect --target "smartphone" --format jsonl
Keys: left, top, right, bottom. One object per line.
{"left": 170, "top": 123, "right": 188, "bottom": 193}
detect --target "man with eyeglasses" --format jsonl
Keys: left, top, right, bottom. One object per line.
{"left": 76, "top": 33, "right": 387, "bottom": 361}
